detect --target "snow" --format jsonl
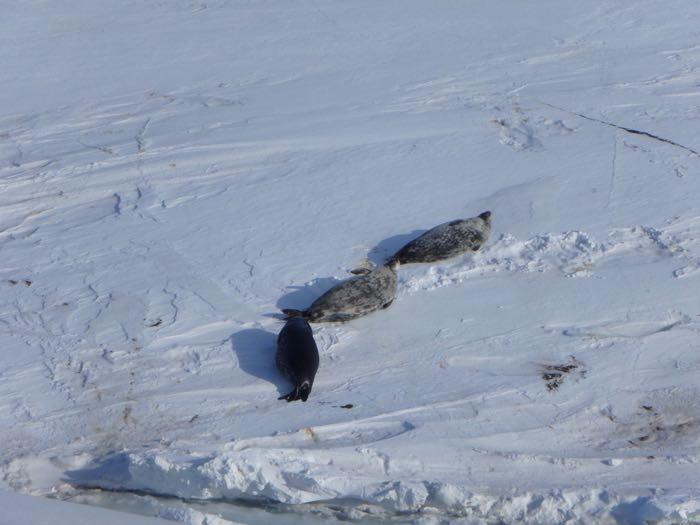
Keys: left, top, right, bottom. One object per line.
{"left": 0, "top": 490, "right": 172, "bottom": 525}
{"left": 2, "top": 0, "right": 700, "bottom": 523}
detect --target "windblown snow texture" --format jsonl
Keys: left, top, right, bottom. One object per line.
{"left": 2, "top": 0, "right": 700, "bottom": 523}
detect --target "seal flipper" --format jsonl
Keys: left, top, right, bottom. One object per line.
{"left": 278, "top": 390, "right": 297, "bottom": 402}
{"left": 350, "top": 267, "right": 372, "bottom": 275}
{"left": 281, "top": 308, "right": 308, "bottom": 319}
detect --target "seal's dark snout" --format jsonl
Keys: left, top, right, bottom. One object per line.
{"left": 479, "top": 211, "right": 492, "bottom": 221}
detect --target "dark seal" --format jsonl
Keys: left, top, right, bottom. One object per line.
{"left": 389, "top": 211, "right": 492, "bottom": 264}
{"left": 282, "top": 263, "right": 397, "bottom": 323}
{"left": 276, "top": 317, "right": 320, "bottom": 402}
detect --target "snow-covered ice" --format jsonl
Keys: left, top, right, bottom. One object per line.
{"left": 2, "top": 0, "right": 700, "bottom": 523}
{"left": 0, "top": 489, "right": 175, "bottom": 525}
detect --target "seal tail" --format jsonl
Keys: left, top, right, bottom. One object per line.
{"left": 298, "top": 381, "right": 311, "bottom": 402}
{"left": 281, "top": 308, "right": 308, "bottom": 319}
{"left": 278, "top": 381, "right": 312, "bottom": 402}
{"left": 278, "top": 390, "right": 296, "bottom": 402}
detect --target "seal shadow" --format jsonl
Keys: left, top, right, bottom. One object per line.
{"left": 274, "top": 276, "right": 343, "bottom": 313}
{"left": 366, "top": 229, "right": 427, "bottom": 266}
{"left": 230, "top": 328, "right": 289, "bottom": 396}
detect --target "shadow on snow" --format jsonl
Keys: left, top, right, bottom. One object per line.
{"left": 230, "top": 328, "right": 289, "bottom": 396}
{"left": 365, "top": 229, "right": 426, "bottom": 266}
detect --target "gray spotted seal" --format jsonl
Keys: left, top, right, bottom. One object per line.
{"left": 281, "top": 263, "right": 397, "bottom": 322}
{"left": 276, "top": 317, "right": 319, "bottom": 402}
{"left": 389, "top": 211, "right": 492, "bottom": 264}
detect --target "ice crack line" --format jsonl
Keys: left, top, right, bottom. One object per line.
{"left": 541, "top": 102, "right": 699, "bottom": 156}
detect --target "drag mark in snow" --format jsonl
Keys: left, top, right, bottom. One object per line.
{"left": 162, "top": 285, "right": 179, "bottom": 325}
{"left": 78, "top": 140, "right": 113, "bottom": 155}
{"left": 242, "top": 258, "right": 254, "bottom": 277}
{"left": 135, "top": 118, "right": 151, "bottom": 154}
{"left": 559, "top": 313, "right": 691, "bottom": 339}
{"left": 113, "top": 193, "right": 122, "bottom": 216}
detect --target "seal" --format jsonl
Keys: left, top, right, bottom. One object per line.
{"left": 281, "top": 263, "right": 397, "bottom": 322}
{"left": 276, "top": 317, "right": 320, "bottom": 402}
{"left": 389, "top": 211, "right": 492, "bottom": 264}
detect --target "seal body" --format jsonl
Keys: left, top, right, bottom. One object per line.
{"left": 276, "top": 317, "right": 319, "bottom": 402}
{"left": 390, "top": 211, "right": 492, "bottom": 264}
{"left": 282, "top": 264, "right": 397, "bottom": 323}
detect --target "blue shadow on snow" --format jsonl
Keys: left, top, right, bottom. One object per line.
{"left": 230, "top": 328, "right": 289, "bottom": 396}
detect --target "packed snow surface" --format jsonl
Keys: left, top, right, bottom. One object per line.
{"left": 0, "top": 490, "right": 175, "bottom": 525}
{"left": 2, "top": 0, "right": 700, "bottom": 523}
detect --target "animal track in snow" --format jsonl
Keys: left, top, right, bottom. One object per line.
{"left": 491, "top": 116, "right": 539, "bottom": 151}
{"left": 535, "top": 117, "right": 577, "bottom": 136}
{"left": 673, "top": 262, "right": 700, "bottom": 279}
{"left": 489, "top": 102, "right": 578, "bottom": 151}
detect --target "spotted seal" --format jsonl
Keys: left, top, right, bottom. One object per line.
{"left": 281, "top": 263, "right": 397, "bottom": 322}
{"left": 388, "top": 211, "right": 492, "bottom": 264}
{"left": 276, "top": 317, "right": 320, "bottom": 402}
